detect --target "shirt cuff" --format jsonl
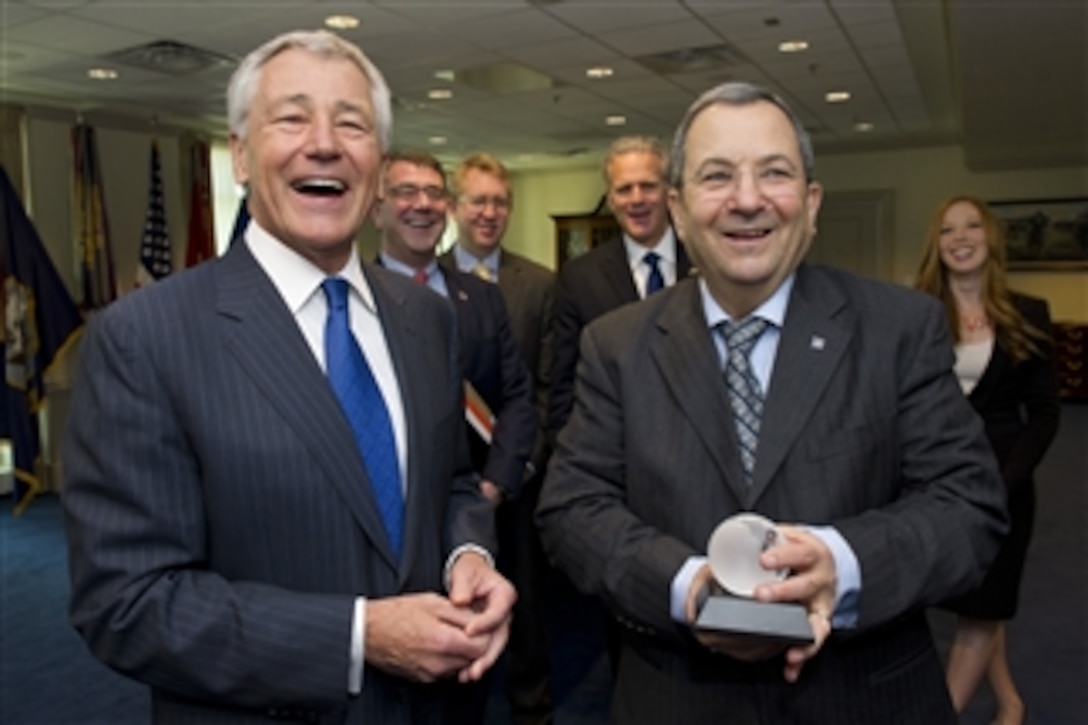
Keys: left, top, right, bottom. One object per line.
{"left": 444, "top": 543, "right": 495, "bottom": 591}
{"left": 806, "top": 525, "right": 861, "bottom": 629}
{"left": 349, "top": 596, "right": 366, "bottom": 695}
{"left": 670, "top": 556, "right": 708, "bottom": 623}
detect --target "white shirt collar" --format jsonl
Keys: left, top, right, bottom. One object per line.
{"left": 623, "top": 226, "right": 677, "bottom": 266}
{"left": 244, "top": 220, "right": 374, "bottom": 314}
{"left": 453, "top": 242, "right": 500, "bottom": 277}
{"left": 699, "top": 273, "right": 794, "bottom": 330}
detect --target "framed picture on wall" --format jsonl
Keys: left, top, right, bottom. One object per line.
{"left": 989, "top": 197, "right": 1088, "bottom": 270}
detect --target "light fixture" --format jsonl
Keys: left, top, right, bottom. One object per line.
{"left": 325, "top": 15, "right": 360, "bottom": 30}
{"left": 778, "top": 40, "right": 809, "bottom": 53}
{"left": 854, "top": 121, "right": 874, "bottom": 133}
{"left": 605, "top": 115, "right": 627, "bottom": 126}
{"left": 428, "top": 135, "right": 447, "bottom": 145}
{"left": 427, "top": 88, "right": 453, "bottom": 100}
{"left": 586, "top": 66, "right": 613, "bottom": 79}
{"left": 87, "top": 68, "right": 118, "bottom": 80}
{"left": 434, "top": 69, "right": 456, "bottom": 82}
{"left": 825, "top": 90, "right": 851, "bottom": 103}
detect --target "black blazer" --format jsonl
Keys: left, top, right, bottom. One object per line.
{"left": 438, "top": 266, "right": 538, "bottom": 498}
{"left": 548, "top": 234, "right": 692, "bottom": 442}
{"left": 63, "top": 241, "right": 493, "bottom": 724}
{"left": 968, "top": 293, "right": 1060, "bottom": 495}
{"left": 441, "top": 249, "right": 555, "bottom": 474}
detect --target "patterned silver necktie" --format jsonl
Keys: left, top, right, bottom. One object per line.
{"left": 720, "top": 317, "right": 770, "bottom": 484}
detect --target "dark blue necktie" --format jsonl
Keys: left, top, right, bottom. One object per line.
{"left": 644, "top": 251, "right": 664, "bottom": 295}
{"left": 322, "top": 278, "right": 403, "bottom": 557}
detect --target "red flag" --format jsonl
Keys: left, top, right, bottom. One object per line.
{"left": 185, "top": 140, "right": 215, "bottom": 267}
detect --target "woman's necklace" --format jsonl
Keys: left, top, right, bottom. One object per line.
{"left": 961, "top": 313, "right": 989, "bottom": 332}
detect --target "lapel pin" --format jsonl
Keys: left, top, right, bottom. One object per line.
{"left": 457, "top": 290, "right": 468, "bottom": 301}
{"left": 810, "top": 335, "right": 826, "bottom": 351}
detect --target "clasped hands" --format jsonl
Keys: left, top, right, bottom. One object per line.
{"left": 365, "top": 551, "right": 516, "bottom": 684}
{"left": 684, "top": 525, "right": 837, "bottom": 683}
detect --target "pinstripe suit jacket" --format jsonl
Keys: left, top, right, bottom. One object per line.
{"left": 62, "top": 240, "right": 494, "bottom": 724}
{"left": 536, "top": 263, "right": 1007, "bottom": 723}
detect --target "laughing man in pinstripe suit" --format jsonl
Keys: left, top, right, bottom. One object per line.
{"left": 62, "top": 30, "right": 514, "bottom": 724}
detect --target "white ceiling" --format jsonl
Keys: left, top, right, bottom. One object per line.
{"left": 1, "top": 0, "right": 1085, "bottom": 172}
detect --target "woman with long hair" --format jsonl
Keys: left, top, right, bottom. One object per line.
{"left": 916, "top": 195, "right": 1061, "bottom": 724}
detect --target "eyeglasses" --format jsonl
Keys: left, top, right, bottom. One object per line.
{"left": 461, "top": 195, "right": 510, "bottom": 212}
{"left": 387, "top": 184, "right": 448, "bottom": 203}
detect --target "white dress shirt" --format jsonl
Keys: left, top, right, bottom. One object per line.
{"left": 669, "top": 275, "right": 861, "bottom": 629}
{"left": 245, "top": 221, "right": 408, "bottom": 695}
{"left": 623, "top": 227, "right": 679, "bottom": 298}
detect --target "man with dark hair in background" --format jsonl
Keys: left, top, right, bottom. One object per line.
{"left": 372, "top": 148, "right": 536, "bottom": 512}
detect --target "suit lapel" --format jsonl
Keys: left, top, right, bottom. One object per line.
{"left": 749, "top": 265, "right": 851, "bottom": 506}
{"left": 365, "top": 266, "right": 434, "bottom": 586}
{"left": 651, "top": 282, "right": 748, "bottom": 503}
{"left": 602, "top": 238, "right": 640, "bottom": 305}
{"left": 676, "top": 239, "right": 694, "bottom": 280}
{"left": 215, "top": 244, "right": 400, "bottom": 570}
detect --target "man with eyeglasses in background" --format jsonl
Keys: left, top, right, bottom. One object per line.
{"left": 372, "top": 149, "right": 536, "bottom": 513}
{"left": 443, "top": 152, "right": 556, "bottom": 725}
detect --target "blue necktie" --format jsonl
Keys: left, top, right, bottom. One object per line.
{"left": 721, "top": 317, "right": 770, "bottom": 485}
{"left": 644, "top": 251, "right": 664, "bottom": 295}
{"left": 322, "top": 278, "right": 403, "bottom": 557}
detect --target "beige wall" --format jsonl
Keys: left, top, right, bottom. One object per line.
{"left": 25, "top": 107, "right": 190, "bottom": 302}
{"left": 20, "top": 107, "right": 1087, "bottom": 322}
{"left": 501, "top": 146, "right": 1088, "bottom": 322}
{"left": 816, "top": 145, "right": 1087, "bottom": 321}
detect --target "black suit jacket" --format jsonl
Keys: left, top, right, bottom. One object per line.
{"left": 376, "top": 259, "right": 537, "bottom": 498}
{"left": 967, "top": 293, "right": 1060, "bottom": 495}
{"left": 441, "top": 249, "right": 555, "bottom": 473}
{"left": 537, "top": 264, "right": 1007, "bottom": 723}
{"left": 548, "top": 234, "right": 692, "bottom": 442}
{"left": 434, "top": 266, "right": 537, "bottom": 497}
{"left": 63, "top": 241, "right": 493, "bottom": 724}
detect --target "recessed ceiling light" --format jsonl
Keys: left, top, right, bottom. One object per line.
{"left": 434, "top": 69, "right": 456, "bottom": 82}
{"left": 825, "top": 90, "right": 851, "bottom": 103}
{"left": 87, "top": 68, "right": 118, "bottom": 80}
{"left": 586, "top": 66, "right": 613, "bottom": 79}
{"left": 778, "top": 40, "right": 809, "bottom": 53}
{"left": 427, "top": 88, "right": 453, "bottom": 100}
{"left": 325, "top": 15, "right": 359, "bottom": 30}
{"left": 605, "top": 115, "right": 627, "bottom": 126}
{"left": 428, "top": 135, "right": 447, "bottom": 145}
{"left": 854, "top": 121, "right": 874, "bottom": 133}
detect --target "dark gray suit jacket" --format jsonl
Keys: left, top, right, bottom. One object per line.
{"left": 63, "top": 241, "right": 494, "bottom": 724}
{"left": 548, "top": 234, "right": 692, "bottom": 442}
{"left": 537, "top": 263, "right": 1007, "bottom": 723}
{"left": 441, "top": 249, "right": 554, "bottom": 472}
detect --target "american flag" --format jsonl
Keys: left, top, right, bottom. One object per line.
{"left": 135, "top": 140, "right": 172, "bottom": 286}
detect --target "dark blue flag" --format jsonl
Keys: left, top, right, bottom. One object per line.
{"left": 0, "top": 165, "right": 84, "bottom": 513}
